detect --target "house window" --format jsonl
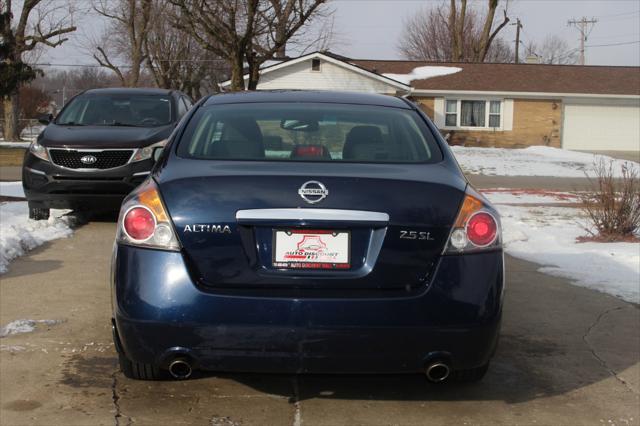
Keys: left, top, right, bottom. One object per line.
{"left": 444, "top": 99, "right": 502, "bottom": 129}
{"left": 445, "top": 100, "right": 457, "bottom": 127}
{"left": 489, "top": 101, "right": 501, "bottom": 127}
{"left": 461, "top": 100, "right": 486, "bottom": 127}
{"left": 311, "top": 58, "right": 321, "bottom": 71}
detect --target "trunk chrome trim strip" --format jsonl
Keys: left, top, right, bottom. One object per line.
{"left": 236, "top": 209, "right": 389, "bottom": 223}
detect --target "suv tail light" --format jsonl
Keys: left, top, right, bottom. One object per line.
{"left": 444, "top": 191, "right": 501, "bottom": 254}
{"left": 117, "top": 180, "right": 180, "bottom": 251}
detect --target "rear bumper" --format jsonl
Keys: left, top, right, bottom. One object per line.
{"left": 112, "top": 245, "right": 504, "bottom": 373}
{"left": 22, "top": 155, "right": 152, "bottom": 210}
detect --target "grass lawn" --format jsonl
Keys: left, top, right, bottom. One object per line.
{"left": 0, "top": 148, "right": 26, "bottom": 166}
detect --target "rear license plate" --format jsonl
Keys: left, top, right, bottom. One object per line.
{"left": 273, "top": 229, "right": 351, "bottom": 270}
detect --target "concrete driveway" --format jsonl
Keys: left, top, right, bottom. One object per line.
{"left": 1, "top": 220, "right": 639, "bottom": 426}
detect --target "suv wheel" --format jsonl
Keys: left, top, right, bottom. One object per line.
{"left": 29, "top": 207, "right": 50, "bottom": 221}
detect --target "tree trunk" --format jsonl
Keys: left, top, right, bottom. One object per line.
{"left": 448, "top": 0, "right": 458, "bottom": 60}
{"left": 246, "top": 50, "right": 261, "bottom": 90}
{"left": 2, "top": 92, "right": 21, "bottom": 142}
{"left": 229, "top": 53, "right": 246, "bottom": 91}
{"left": 476, "top": 0, "right": 500, "bottom": 61}
{"left": 455, "top": 0, "right": 467, "bottom": 61}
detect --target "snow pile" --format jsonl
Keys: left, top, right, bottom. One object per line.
{"left": 0, "top": 181, "right": 25, "bottom": 198}
{"left": 383, "top": 66, "right": 462, "bottom": 85}
{"left": 0, "top": 319, "right": 63, "bottom": 337}
{"left": 0, "top": 183, "right": 75, "bottom": 273}
{"left": 483, "top": 190, "right": 640, "bottom": 303}
{"left": 452, "top": 145, "right": 639, "bottom": 177}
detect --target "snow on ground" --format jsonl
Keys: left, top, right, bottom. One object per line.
{"left": 0, "top": 181, "right": 75, "bottom": 273}
{"left": 383, "top": 66, "right": 462, "bottom": 85}
{"left": 0, "top": 319, "right": 63, "bottom": 337}
{"left": 483, "top": 190, "right": 640, "bottom": 304}
{"left": 453, "top": 145, "right": 639, "bottom": 178}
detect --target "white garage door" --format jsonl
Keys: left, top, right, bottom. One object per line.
{"left": 563, "top": 103, "right": 640, "bottom": 151}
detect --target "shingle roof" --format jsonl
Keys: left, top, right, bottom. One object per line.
{"left": 350, "top": 59, "right": 640, "bottom": 96}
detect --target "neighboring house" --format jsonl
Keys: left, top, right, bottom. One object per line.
{"left": 221, "top": 51, "right": 640, "bottom": 153}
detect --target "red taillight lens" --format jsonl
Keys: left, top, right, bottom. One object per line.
{"left": 123, "top": 207, "right": 156, "bottom": 241}
{"left": 466, "top": 212, "right": 497, "bottom": 247}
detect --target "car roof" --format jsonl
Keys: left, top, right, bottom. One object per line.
{"left": 82, "top": 87, "right": 175, "bottom": 96}
{"left": 203, "top": 90, "right": 411, "bottom": 109}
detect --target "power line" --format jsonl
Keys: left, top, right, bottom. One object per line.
{"left": 585, "top": 40, "right": 640, "bottom": 48}
{"left": 594, "top": 9, "right": 640, "bottom": 19}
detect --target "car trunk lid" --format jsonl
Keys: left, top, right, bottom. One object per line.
{"left": 157, "top": 159, "right": 466, "bottom": 290}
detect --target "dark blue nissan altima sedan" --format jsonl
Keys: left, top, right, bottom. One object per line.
{"left": 111, "top": 90, "right": 504, "bottom": 383}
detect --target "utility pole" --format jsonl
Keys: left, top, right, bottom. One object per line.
{"left": 511, "top": 18, "right": 523, "bottom": 63}
{"left": 568, "top": 17, "right": 598, "bottom": 65}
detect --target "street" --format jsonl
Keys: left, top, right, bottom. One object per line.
{"left": 1, "top": 219, "right": 638, "bottom": 426}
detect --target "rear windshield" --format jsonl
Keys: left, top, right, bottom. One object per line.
{"left": 176, "top": 103, "right": 442, "bottom": 163}
{"left": 56, "top": 94, "right": 172, "bottom": 127}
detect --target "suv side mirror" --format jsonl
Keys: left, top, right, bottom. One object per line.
{"left": 37, "top": 113, "right": 53, "bottom": 125}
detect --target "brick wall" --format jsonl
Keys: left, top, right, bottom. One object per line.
{"left": 416, "top": 98, "right": 435, "bottom": 120}
{"left": 413, "top": 97, "right": 562, "bottom": 148}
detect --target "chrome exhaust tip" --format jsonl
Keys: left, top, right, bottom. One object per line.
{"left": 425, "top": 362, "right": 450, "bottom": 383}
{"left": 168, "top": 358, "right": 192, "bottom": 380}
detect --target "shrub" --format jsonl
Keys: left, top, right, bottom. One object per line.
{"left": 580, "top": 159, "right": 640, "bottom": 241}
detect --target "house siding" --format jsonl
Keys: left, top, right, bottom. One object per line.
{"left": 415, "top": 96, "right": 562, "bottom": 148}
{"left": 256, "top": 59, "right": 400, "bottom": 94}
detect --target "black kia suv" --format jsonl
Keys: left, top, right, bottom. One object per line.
{"left": 22, "top": 88, "right": 193, "bottom": 220}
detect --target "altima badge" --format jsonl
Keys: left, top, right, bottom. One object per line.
{"left": 183, "top": 224, "right": 231, "bottom": 233}
{"left": 298, "top": 181, "right": 328, "bottom": 204}
{"left": 80, "top": 155, "right": 97, "bottom": 165}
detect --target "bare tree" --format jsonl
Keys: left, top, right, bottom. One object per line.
{"left": 399, "top": 1, "right": 512, "bottom": 63}
{"left": 0, "top": 0, "right": 76, "bottom": 140}
{"left": 91, "top": 0, "right": 153, "bottom": 87}
{"left": 170, "top": 0, "right": 329, "bottom": 91}
{"left": 144, "top": 2, "right": 227, "bottom": 99}
{"left": 525, "top": 35, "right": 579, "bottom": 65}
{"left": 245, "top": 0, "right": 329, "bottom": 89}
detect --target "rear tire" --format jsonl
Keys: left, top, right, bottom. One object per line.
{"left": 118, "top": 353, "right": 160, "bottom": 380}
{"left": 453, "top": 363, "right": 490, "bottom": 383}
{"left": 29, "top": 207, "right": 50, "bottom": 221}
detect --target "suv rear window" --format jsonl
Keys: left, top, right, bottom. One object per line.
{"left": 177, "top": 103, "right": 442, "bottom": 163}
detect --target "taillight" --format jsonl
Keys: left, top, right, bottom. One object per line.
{"left": 116, "top": 180, "right": 180, "bottom": 251}
{"left": 444, "top": 192, "right": 501, "bottom": 253}
{"left": 466, "top": 212, "right": 497, "bottom": 247}
{"left": 123, "top": 207, "right": 156, "bottom": 241}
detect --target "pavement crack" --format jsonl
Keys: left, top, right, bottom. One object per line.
{"left": 111, "top": 369, "right": 132, "bottom": 426}
{"left": 290, "top": 376, "right": 302, "bottom": 426}
{"left": 582, "top": 306, "right": 637, "bottom": 395}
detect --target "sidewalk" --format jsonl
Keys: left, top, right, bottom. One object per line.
{"left": 468, "top": 174, "right": 598, "bottom": 191}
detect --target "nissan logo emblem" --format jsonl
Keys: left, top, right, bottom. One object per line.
{"left": 298, "top": 180, "right": 328, "bottom": 204}
{"left": 80, "top": 155, "right": 97, "bottom": 165}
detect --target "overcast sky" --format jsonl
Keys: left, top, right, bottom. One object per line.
{"left": 42, "top": 0, "right": 640, "bottom": 68}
